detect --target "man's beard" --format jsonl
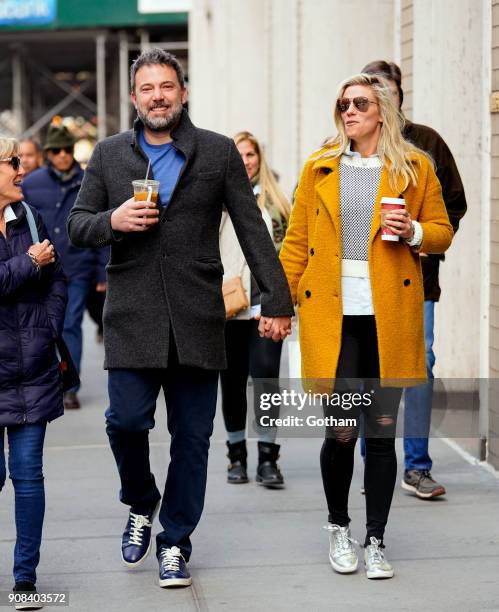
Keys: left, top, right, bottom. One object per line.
{"left": 137, "top": 101, "right": 183, "bottom": 133}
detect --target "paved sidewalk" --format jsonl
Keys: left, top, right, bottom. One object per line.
{"left": 1, "top": 319, "right": 498, "bottom": 611}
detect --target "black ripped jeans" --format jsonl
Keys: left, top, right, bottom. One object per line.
{"left": 320, "top": 316, "right": 402, "bottom": 546}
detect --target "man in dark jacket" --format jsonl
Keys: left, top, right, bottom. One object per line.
{"left": 362, "top": 60, "right": 467, "bottom": 499}
{"left": 22, "top": 125, "right": 108, "bottom": 410}
{"left": 68, "top": 49, "right": 293, "bottom": 588}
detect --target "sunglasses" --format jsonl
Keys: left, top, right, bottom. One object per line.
{"left": 336, "top": 97, "right": 379, "bottom": 113}
{"left": 0, "top": 156, "right": 21, "bottom": 171}
{"left": 49, "top": 147, "right": 73, "bottom": 155}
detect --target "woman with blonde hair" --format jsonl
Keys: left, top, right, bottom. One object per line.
{"left": 0, "top": 137, "right": 67, "bottom": 606}
{"left": 220, "top": 131, "right": 291, "bottom": 487}
{"left": 279, "top": 74, "right": 453, "bottom": 578}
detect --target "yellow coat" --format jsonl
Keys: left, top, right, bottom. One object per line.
{"left": 279, "top": 149, "right": 454, "bottom": 386}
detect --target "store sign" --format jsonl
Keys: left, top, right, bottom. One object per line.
{"left": 0, "top": 0, "right": 56, "bottom": 25}
{"left": 138, "top": 0, "right": 190, "bottom": 13}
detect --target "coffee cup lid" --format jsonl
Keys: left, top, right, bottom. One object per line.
{"left": 380, "top": 197, "right": 405, "bottom": 205}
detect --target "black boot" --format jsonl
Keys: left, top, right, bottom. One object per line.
{"left": 256, "top": 442, "right": 285, "bottom": 488}
{"left": 226, "top": 440, "right": 249, "bottom": 484}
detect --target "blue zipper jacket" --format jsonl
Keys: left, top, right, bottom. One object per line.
{"left": 22, "top": 162, "right": 108, "bottom": 284}
{"left": 0, "top": 202, "right": 67, "bottom": 425}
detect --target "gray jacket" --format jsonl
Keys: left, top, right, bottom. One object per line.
{"left": 68, "top": 111, "right": 293, "bottom": 370}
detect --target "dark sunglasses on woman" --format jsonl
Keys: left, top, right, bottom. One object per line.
{"left": 0, "top": 156, "right": 21, "bottom": 171}
{"left": 336, "top": 97, "right": 379, "bottom": 113}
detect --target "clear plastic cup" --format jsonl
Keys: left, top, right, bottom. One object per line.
{"left": 132, "top": 179, "right": 160, "bottom": 205}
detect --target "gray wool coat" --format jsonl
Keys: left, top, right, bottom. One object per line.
{"left": 67, "top": 111, "right": 293, "bottom": 370}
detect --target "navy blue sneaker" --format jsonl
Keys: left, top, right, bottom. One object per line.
{"left": 158, "top": 546, "right": 192, "bottom": 587}
{"left": 121, "top": 503, "right": 158, "bottom": 568}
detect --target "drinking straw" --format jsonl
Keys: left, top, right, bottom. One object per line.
{"left": 144, "top": 160, "right": 152, "bottom": 202}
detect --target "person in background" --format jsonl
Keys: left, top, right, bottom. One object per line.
{"left": 0, "top": 137, "right": 67, "bottom": 607}
{"left": 22, "top": 124, "right": 108, "bottom": 411}
{"left": 19, "top": 139, "right": 43, "bottom": 176}
{"left": 361, "top": 60, "right": 467, "bottom": 499}
{"left": 279, "top": 73, "right": 453, "bottom": 579}
{"left": 219, "top": 131, "right": 291, "bottom": 487}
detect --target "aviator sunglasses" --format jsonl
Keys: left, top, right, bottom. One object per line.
{"left": 0, "top": 156, "right": 21, "bottom": 171}
{"left": 336, "top": 96, "right": 379, "bottom": 113}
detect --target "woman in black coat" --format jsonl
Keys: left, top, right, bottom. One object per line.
{"left": 0, "top": 137, "right": 67, "bottom": 604}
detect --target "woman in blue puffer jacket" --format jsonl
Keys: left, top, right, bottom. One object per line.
{"left": 0, "top": 137, "right": 67, "bottom": 604}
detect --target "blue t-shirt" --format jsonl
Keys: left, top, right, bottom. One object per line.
{"left": 139, "top": 130, "right": 185, "bottom": 207}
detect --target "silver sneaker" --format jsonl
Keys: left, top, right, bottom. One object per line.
{"left": 364, "top": 537, "right": 394, "bottom": 579}
{"left": 324, "top": 524, "right": 358, "bottom": 573}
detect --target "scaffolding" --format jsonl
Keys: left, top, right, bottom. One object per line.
{"left": 0, "top": 7, "right": 188, "bottom": 142}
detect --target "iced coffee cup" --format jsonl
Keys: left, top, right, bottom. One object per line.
{"left": 380, "top": 197, "right": 405, "bottom": 241}
{"left": 132, "top": 179, "right": 160, "bottom": 205}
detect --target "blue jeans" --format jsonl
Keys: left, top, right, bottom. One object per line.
{"left": 0, "top": 424, "right": 47, "bottom": 584}
{"left": 403, "top": 300, "right": 435, "bottom": 471}
{"left": 105, "top": 350, "right": 218, "bottom": 562}
{"left": 63, "top": 280, "right": 91, "bottom": 391}
{"left": 359, "top": 301, "right": 435, "bottom": 471}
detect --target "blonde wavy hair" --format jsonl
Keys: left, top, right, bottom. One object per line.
{"left": 322, "top": 73, "right": 432, "bottom": 190}
{"left": 234, "top": 131, "right": 291, "bottom": 221}
{"left": 0, "top": 137, "right": 18, "bottom": 160}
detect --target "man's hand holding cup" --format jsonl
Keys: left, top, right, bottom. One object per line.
{"left": 111, "top": 197, "right": 159, "bottom": 233}
{"left": 111, "top": 179, "right": 161, "bottom": 233}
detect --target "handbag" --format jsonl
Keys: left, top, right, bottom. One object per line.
{"left": 222, "top": 275, "right": 249, "bottom": 319}
{"left": 220, "top": 212, "right": 249, "bottom": 319}
{"left": 22, "top": 202, "right": 80, "bottom": 392}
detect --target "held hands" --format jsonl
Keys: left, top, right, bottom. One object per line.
{"left": 256, "top": 314, "right": 292, "bottom": 342}
{"left": 28, "top": 239, "right": 55, "bottom": 267}
{"left": 381, "top": 209, "right": 414, "bottom": 240}
{"left": 111, "top": 197, "right": 160, "bottom": 233}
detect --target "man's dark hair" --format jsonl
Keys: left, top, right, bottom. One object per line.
{"left": 19, "top": 138, "right": 42, "bottom": 153}
{"left": 362, "top": 60, "right": 404, "bottom": 108}
{"left": 130, "top": 48, "right": 185, "bottom": 92}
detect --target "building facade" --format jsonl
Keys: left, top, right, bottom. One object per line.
{"left": 190, "top": 0, "right": 497, "bottom": 469}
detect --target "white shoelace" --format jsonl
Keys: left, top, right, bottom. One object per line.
{"left": 324, "top": 524, "right": 358, "bottom": 554}
{"left": 367, "top": 537, "right": 385, "bottom": 565}
{"left": 160, "top": 546, "right": 182, "bottom": 572}
{"left": 127, "top": 513, "right": 152, "bottom": 546}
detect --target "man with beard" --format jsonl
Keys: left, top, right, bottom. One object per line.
{"left": 68, "top": 49, "right": 292, "bottom": 589}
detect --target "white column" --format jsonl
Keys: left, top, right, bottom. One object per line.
{"left": 11, "top": 47, "right": 25, "bottom": 135}
{"left": 412, "top": 0, "right": 485, "bottom": 379}
{"left": 189, "top": 0, "right": 267, "bottom": 137}
{"left": 119, "top": 31, "right": 130, "bottom": 133}
{"left": 480, "top": 0, "right": 492, "bottom": 455}
{"left": 96, "top": 34, "right": 107, "bottom": 140}
{"left": 139, "top": 29, "right": 150, "bottom": 52}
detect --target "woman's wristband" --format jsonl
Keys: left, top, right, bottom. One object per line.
{"left": 27, "top": 251, "right": 41, "bottom": 272}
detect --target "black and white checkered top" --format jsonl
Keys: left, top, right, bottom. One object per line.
{"left": 339, "top": 151, "right": 382, "bottom": 261}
